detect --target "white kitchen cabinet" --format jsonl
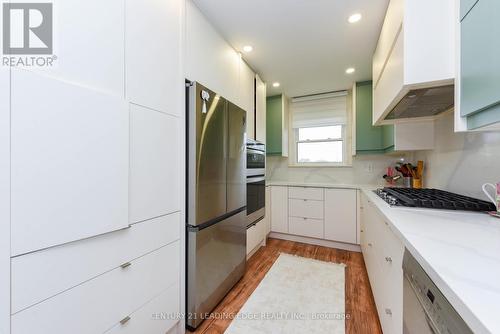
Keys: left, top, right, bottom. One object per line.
{"left": 10, "top": 70, "right": 129, "bottom": 256}
{"left": 360, "top": 193, "right": 403, "bottom": 334}
{"left": 246, "top": 219, "right": 266, "bottom": 256}
{"left": 105, "top": 283, "right": 180, "bottom": 334}
{"left": 324, "top": 189, "right": 357, "bottom": 244}
{"left": 126, "top": 0, "right": 183, "bottom": 115}
{"left": 129, "top": 105, "right": 181, "bottom": 223}
{"left": 11, "top": 242, "right": 179, "bottom": 334}
{"left": 12, "top": 213, "right": 180, "bottom": 313}
{"left": 0, "top": 66, "right": 9, "bottom": 334}
{"left": 372, "top": 0, "right": 454, "bottom": 124}
{"left": 270, "top": 186, "right": 288, "bottom": 233}
{"left": 264, "top": 186, "right": 271, "bottom": 235}
{"left": 240, "top": 61, "right": 255, "bottom": 138}
{"left": 185, "top": 0, "right": 240, "bottom": 104}
{"left": 255, "top": 75, "right": 267, "bottom": 143}
{"left": 31, "top": 0, "right": 125, "bottom": 97}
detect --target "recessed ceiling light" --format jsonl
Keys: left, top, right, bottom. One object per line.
{"left": 345, "top": 68, "right": 355, "bottom": 74}
{"left": 243, "top": 45, "right": 253, "bottom": 52}
{"left": 348, "top": 13, "right": 362, "bottom": 23}
{"left": 272, "top": 82, "right": 280, "bottom": 88}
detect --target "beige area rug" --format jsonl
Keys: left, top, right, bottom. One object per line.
{"left": 224, "top": 253, "right": 346, "bottom": 334}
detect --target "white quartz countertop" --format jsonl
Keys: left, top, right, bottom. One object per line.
{"left": 265, "top": 180, "right": 380, "bottom": 189}
{"left": 361, "top": 188, "right": 500, "bottom": 334}
{"left": 266, "top": 181, "right": 500, "bottom": 332}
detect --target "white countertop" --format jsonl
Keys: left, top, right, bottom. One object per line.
{"left": 266, "top": 180, "right": 379, "bottom": 189}
{"left": 266, "top": 181, "right": 500, "bottom": 333}
{"left": 362, "top": 188, "right": 500, "bottom": 334}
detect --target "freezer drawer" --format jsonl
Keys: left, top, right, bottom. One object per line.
{"left": 186, "top": 210, "right": 246, "bottom": 329}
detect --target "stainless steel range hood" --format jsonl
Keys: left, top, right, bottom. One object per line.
{"left": 384, "top": 85, "right": 454, "bottom": 120}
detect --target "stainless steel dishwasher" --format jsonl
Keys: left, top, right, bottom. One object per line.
{"left": 402, "top": 250, "right": 473, "bottom": 334}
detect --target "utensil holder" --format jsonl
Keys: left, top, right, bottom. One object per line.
{"left": 403, "top": 177, "right": 413, "bottom": 188}
{"left": 413, "top": 178, "right": 422, "bottom": 189}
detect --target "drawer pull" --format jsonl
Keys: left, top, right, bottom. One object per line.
{"left": 120, "top": 262, "right": 132, "bottom": 269}
{"left": 368, "top": 243, "right": 373, "bottom": 247}
{"left": 303, "top": 217, "right": 307, "bottom": 220}
{"left": 385, "top": 257, "right": 392, "bottom": 263}
{"left": 360, "top": 229, "right": 364, "bottom": 232}
{"left": 120, "top": 316, "right": 131, "bottom": 325}
{"left": 303, "top": 199, "right": 308, "bottom": 202}
{"left": 385, "top": 308, "right": 392, "bottom": 316}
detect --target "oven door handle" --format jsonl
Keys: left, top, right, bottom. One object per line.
{"left": 247, "top": 175, "right": 265, "bottom": 183}
{"left": 247, "top": 148, "right": 265, "bottom": 155}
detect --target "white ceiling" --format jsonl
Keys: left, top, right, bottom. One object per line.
{"left": 192, "top": 0, "right": 389, "bottom": 97}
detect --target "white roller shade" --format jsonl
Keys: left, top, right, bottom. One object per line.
{"left": 291, "top": 91, "right": 348, "bottom": 128}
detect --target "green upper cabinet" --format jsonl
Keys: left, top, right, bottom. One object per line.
{"left": 461, "top": 0, "right": 500, "bottom": 129}
{"left": 266, "top": 94, "right": 288, "bottom": 156}
{"left": 355, "top": 82, "right": 394, "bottom": 154}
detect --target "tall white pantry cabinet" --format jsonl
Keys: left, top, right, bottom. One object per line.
{"left": 1, "top": 0, "right": 184, "bottom": 333}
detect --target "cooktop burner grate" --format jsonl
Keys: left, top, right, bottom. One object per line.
{"left": 380, "top": 188, "right": 496, "bottom": 211}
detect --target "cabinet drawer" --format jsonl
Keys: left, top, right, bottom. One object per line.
{"left": 11, "top": 241, "right": 179, "bottom": 334}
{"left": 288, "top": 187, "right": 324, "bottom": 201}
{"left": 12, "top": 213, "right": 180, "bottom": 314}
{"left": 289, "top": 199, "right": 324, "bottom": 219}
{"left": 288, "top": 217, "right": 324, "bottom": 239}
{"left": 105, "top": 283, "right": 180, "bottom": 334}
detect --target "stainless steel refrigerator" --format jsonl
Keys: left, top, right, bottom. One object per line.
{"left": 186, "top": 82, "right": 247, "bottom": 330}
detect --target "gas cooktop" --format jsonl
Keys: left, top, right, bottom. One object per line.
{"left": 375, "top": 187, "right": 496, "bottom": 212}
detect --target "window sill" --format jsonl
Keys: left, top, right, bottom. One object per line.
{"left": 287, "top": 163, "right": 353, "bottom": 168}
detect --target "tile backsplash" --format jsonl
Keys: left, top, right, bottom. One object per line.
{"left": 414, "top": 113, "right": 500, "bottom": 201}
{"left": 266, "top": 153, "right": 404, "bottom": 186}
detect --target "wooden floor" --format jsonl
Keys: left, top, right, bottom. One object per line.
{"left": 188, "top": 238, "right": 382, "bottom": 334}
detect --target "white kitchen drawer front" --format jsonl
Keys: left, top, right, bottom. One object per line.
{"left": 324, "top": 189, "right": 357, "bottom": 244}
{"left": 12, "top": 213, "right": 180, "bottom": 314}
{"left": 11, "top": 241, "right": 180, "bottom": 334}
{"left": 289, "top": 198, "right": 324, "bottom": 220}
{"left": 288, "top": 187, "right": 324, "bottom": 201}
{"left": 105, "top": 282, "right": 180, "bottom": 334}
{"left": 288, "top": 217, "right": 324, "bottom": 239}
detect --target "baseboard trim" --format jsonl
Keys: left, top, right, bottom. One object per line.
{"left": 269, "top": 232, "right": 361, "bottom": 252}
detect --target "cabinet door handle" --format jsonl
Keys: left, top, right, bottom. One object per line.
{"left": 385, "top": 257, "right": 392, "bottom": 263}
{"left": 120, "top": 316, "right": 131, "bottom": 325}
{"left": 385, "top": 308, "right": 392, "bottom": 316}
{"left": 120, "top": 262, "right": 132, "bottom": 269}
{"left": 368, "top": 243, "right": 373, "bottom": 247}
{"left": 360, "top": 229, "right": 364, "bottom": 232}
{"left": 303, "top": 199, "right": 308, "bottom": 202}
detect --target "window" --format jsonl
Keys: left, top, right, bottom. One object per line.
{"left": 290, "top": 91, "right": 351, "bottom": 166}
{"left": 297, "top": 125, "right": 344, "bottom": 163}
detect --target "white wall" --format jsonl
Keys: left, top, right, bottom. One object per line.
{"left": 414, "top": 113, "right": 500, "bottom": 200}
{"left": 267, "top": 154, "right": 405, "bottom": 186}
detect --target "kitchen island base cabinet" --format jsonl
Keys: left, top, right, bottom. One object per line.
{"left": 360, "top": 193, "right": 403, "bottom": 334}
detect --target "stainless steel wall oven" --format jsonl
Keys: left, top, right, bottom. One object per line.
{"left": 246, "top": 139, "right": 265, "bottom": 227}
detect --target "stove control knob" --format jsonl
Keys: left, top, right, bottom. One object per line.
{"left": 387, "top": 196, "right": 397, "bottom": 205}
